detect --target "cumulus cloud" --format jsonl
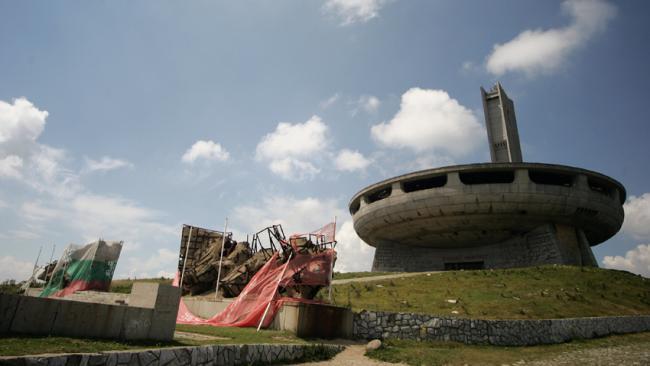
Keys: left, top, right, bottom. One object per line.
{"left": 486, "top": 0, "right": 616, "bottom": 76}
{"left": 603, "top": 244, "right": 650, "bottom": 278}
{"left": 622, "top": 193, "right": 650, "bottom": 241}
{"left": 84, "top": 156, "right": 133, "bottom": 173}
{"left": 0, "top": 256, "right": 34, "bottom": 282}
{"left": 0, "top": 97, "right": 48, "bottom": 154}
{"left": 231, "top": 195, "right": 374, "bottom": 272}
{"left": 335, "top": 149, "right": 371, "bottom": 172}
{"left": 182, "top": 140, "right": 230, "bottom": 164}
{"left": 255, "top": 116, "right": 329, "bottom": 180}
{"left": 371, "top": 88, "right": 484, "bottom": 156}
{"left": 323, "top": 0, "right": 388, "bottom": 25}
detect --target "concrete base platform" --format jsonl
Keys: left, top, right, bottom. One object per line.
{"left": 372, "top": 223, "right": 598, "bottom": 272}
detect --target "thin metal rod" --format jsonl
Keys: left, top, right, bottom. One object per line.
{"left": 328, "top": 216, "right": 336, "bottom": 301}
{"left": 257, "top": 252, "right": 293, "bottom": 332}
{"left": 27, "top": 246, "right": 43, "bottom": 289}
{"left": 43, "top": 244, "right": 56, "bottom": 285}
{"left": 180, "top": 227, "right": 193, "bottom": 291}
{"left": 328, "top": 251, "right": 334, "bottom": 302}
{"left": 215, "top": 218, "right": 228, "bottom": 300}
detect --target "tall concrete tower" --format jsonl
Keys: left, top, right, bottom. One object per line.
{"left": 481, "top": 83, "right": 523, "bottom": 163}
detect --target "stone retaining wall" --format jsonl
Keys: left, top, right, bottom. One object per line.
{"left": 0, "top": 343, "right": 344, "bottom": 366}
{"left": 354, "top": 310, "right": 650, "bottom": 346}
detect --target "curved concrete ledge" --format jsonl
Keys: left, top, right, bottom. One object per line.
{"left": 354, "top": 310, "right": 650, "bottom": 346}
{"left": 0, "top": 343, "right": 345, "bottom": 366}
{"left": 350, "top": 163, "right": 625, "bottom": 250}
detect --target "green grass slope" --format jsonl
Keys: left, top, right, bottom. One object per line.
{"left": 325, "top": 265, "right": 650, "bottom": 319}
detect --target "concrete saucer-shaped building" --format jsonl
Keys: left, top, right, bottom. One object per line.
{"left": 349, "top": 84, "right": 626, "bottom": 272}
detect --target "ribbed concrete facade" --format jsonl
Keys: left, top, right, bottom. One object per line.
{"left": 349, "top": 163, "right": 625, "bottom": 272}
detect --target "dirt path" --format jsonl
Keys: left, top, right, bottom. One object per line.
{"left": 296, "top": 345, "right": 406, "bottom": 366}
{"left": 332, "top": 272, "right": 438, "bottom": 285}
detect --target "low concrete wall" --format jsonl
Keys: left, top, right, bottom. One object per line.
{"left": 0, "top": 283, "right": 180, "bottom": 341}
{"left": 0, "top": 343, "right": 344, "bottom": 366}
{"left": 183, "top": 298, "right": 232, "bottom": 319}
{"left": 271, "top": 302, "right": 353, "bottom": 339}
{"left": 354, "top": 310, "right": 650, "bottom": 346}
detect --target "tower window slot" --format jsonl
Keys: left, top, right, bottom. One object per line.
{"left": 587, "top": 177, "right": 614, "bottom": 198}
{"left": 349, "top": 199, "right": 361, "bottom": 215}
{"left": 459, "top": 171, "right": 514, "bottom": 185}
{"left": 366, "top": 186, "right": 392, "bottom": 203}
{"left": 402, "top": 175, "right": 447, "bottom": 193}
{"left": 528, "top": 170, "right": 574, "bottom": 187}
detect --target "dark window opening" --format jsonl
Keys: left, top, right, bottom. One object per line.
{"left": 528, "top": 170, "right": 574, "bottom": 187}
{"left": 349, "top": 199, "right": 361, "bottom": 215}
{"left": 444, "top": 261, "right": 485, "bottom": 270}
{"left": 459, "top": 171, "right": 514, "bottom": 185}
{"left": 366, "top": 186, "right": 392, "bottom": 204}
{"left": 402, "top": 174, "right": 447, "bottom": 193}
{"left": 588, "top": 177, "right": 614, "bottom": 197}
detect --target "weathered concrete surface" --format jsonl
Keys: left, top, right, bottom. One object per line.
{"left": 349, "top": 163, "right": 625, "bottom": 272}
{"left": 183, "top": 297, "right": 233, "bottom": 319}
{"left": 0, "top": 343, "right": 345, "bottom": 366}
{"left": 353, "top": 310, "right": 650, "bottom": 346}
{"left": 130, "top": 282, "right": 181, "bottom": 340}
{"left": 271, "top": 302, "right": 353, "bottom": 339}
{"left": 0, "top": 283, "right": 180, "bottom": 341}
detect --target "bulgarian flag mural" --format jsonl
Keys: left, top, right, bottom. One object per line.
{"left": 40, "top": 240, "right": 123, "bottom": 298}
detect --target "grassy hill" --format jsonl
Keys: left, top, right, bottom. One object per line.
{"left": 323, "top": 265, "right": 650, "bottom": 319}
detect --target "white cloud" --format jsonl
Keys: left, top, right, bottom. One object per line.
{"left": 323, "top": 0, "right": 388, "bottom": 25}
{"left": 182, "top": 140, "right": 230, "bottom": 164}
{"left": 486, "top": 0, "right": 616, "bottom": 77}
{"left": 0, "top": 97, "right": 179, "bottom": 280}
{"left": 320, "top": 93, "right": 340, "bottom": 109}
{"left": 84, "top": 156, "right": 133, "bottom": 173}
{"left": 622, "top": 193, "right": 650, "bottom": 241}
{"left": 408, "top": 154, "right": 455, "bottom": 171}
{"left": 0, "top": 256, "right": 34, "bottom": 282}
{"left": 269, "top": 158, "right": 321, "bottom": 180}
{"left": 353, "top": 95, "right": 381, "bottom": 115}
{"left": 255, "top": 116, "right": 329, "bottom": 180}
{"left": 0, "top": 97, "right": 48, "bottom": 154}
{"left": 334, "top": 220, "right": 374, "bottom": 272}
{"left": 335, "top": 149, "right": 371, "bottom": 172}
{"left": 603, "top": 244, "right": 650, "bottom": 278}
{"left": 231, "top": 195, "right": 374, "bottom": 272}
{"left": 371, "top": 88, "right": 484, "bottom": 156}
{"left": 123, "top": 248, "right": 178, "bottom": 279}
{"left": 0, "top": 155, "right": 23, "bottom": 178}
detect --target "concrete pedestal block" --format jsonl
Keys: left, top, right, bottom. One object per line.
{"left": 129, "top": 283, "right": 181, "bottom": 340}
{"left": 121, "top": 306, "right": 153, "bottom": 340}
{"left": 11, "top": 295, "right": 60, "bottom": 335}
{"left": 0, "top": 294, "right": 19, "bottom": 333}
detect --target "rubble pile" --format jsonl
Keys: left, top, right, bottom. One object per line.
{"left": 178, "top": 223, "right": 336, "bottom": 300}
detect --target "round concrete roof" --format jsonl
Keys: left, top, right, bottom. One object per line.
{"left": 349, "top": 163, "right": 625, "bottom": 249}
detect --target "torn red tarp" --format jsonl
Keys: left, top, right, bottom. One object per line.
{"left": 174, "top": 249, "right": 336, "bottom": 328}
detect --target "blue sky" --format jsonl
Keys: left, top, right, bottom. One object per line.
{"left": 1, "top": 0, "right": 649, "bottom": 280}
